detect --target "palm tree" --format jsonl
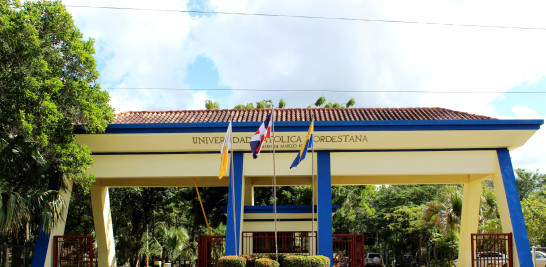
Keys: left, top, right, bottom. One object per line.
{"left": 423, "top": 186, "right": 463, "bottom": 232}
{"left": 478, "top": 182, "right": 500, "bottom": 233}
{"left": 0, "top": 138, "right": 69, "bottom": 265}
{"left": 156, "top": 224, "right": 189, "bottom": 263}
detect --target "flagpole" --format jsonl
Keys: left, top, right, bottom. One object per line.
{"left": 229, "top": 120, "right": 238, "bottom": 256}
{"left": 310, "top": 113, "right": 316, "bottom": 255}
{"left": 271, "top": 108, "right": 279, "bottom": 261}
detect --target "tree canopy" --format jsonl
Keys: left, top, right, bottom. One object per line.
{"left": 0, "top": 0, "right": 113, "bottom": 245}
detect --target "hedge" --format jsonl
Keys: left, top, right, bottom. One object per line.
{"left": 255, "top": 258, "right": 280, "bottom": 267}
{"left": 283, "top": 255, "right": 330, "bottom": 267}
{"left": 218, "top": 256, "right": 247, "bottom": 267}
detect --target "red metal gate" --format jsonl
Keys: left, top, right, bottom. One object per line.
{"left": 197, "top": 235, "right": 226, "bottom": 267}
{"left": 332, "top": 234, "right": 365, "bottom": 267}
{"left": 471, "top": 233, "right": 513, "bottom": 267}
{"left": 53, "top": 235, "right": 94, "bottom": 266}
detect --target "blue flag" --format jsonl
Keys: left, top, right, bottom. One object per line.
{"left": 290, "top": 121, "right": 314, "bottom": 168}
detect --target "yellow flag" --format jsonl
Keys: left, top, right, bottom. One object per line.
{"left": 218, "top": 122, "right": 232, "bottom": 179}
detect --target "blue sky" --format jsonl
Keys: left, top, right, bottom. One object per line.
{"left": 64, "top": 0, "right": 546, "bottom": 171}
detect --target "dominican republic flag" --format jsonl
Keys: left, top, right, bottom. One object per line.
{"left": 250, "top": 112, "right": 273, "bottom": 159}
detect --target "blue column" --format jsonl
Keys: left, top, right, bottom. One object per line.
{"left": 497, "top": 149, "right": 533, "bottom": 266}
{"left": 226, "top": 152, "right": 244, "bottom": 256}
{"left": 32, "top": 228, "right": 50, "bottom": 266}
{"left": 317, "top": 151, "right": 333, "bottom": 265}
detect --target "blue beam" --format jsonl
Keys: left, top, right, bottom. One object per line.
{"left": 317, "top": 151, "right": 333, "bottom": 266}
{"left": 497, "top": 149, "right": 533, "bottom": 266}
{"left": 225, "top": 152, "right": 244, "bottom": 256}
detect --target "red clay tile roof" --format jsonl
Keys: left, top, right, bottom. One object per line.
{"left": 113, "top": 108, "right": 495, "bottom": 124}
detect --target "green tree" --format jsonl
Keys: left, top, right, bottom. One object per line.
{"left": 156, "top": 224, "right": 189, "bottom": 263}
{"left": 315, "top": 96, "right": 326, "bottom": 107}
{"left": 521, "top": 193, "right": 546, "bottom": 246}
{"left": 423, "top": 186, "right": 462, "bottom": 232}
{"left": 0, "top": 0, "right": 113, "bottom": 258}
{"left": 478, "top": 182, "right": 500, "bottom": 233}
{"left": 515, "top": 169, "right": 545, "bottom": 200}
{"left": 256, "top": 100, "right": 273, "bottom": 109}
{"left": 234, "top": 103, "right": 254, "bottom": 109}
{"left": 346, "top": 98, "right": 356, "bottom": 108}
{"left": 385, "top": 205, "right": 432, "bottom": 265}
{"left": 278, "top": 99, "right": 286, "bottom": 108}
{"left": 205, "top": 100, "right": 220, "bottom": 110}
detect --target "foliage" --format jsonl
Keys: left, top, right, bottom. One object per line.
{"left": 346, "top": 98, "right": 356, "bottom": 108}
{"left": 515, "top": 169, "right": 545, "bottom": 200}
{"left": 240, "top": 255, "right": 280, "bottom": 267}
{"left": 254, "top": 257, "right": 279, "bottom": 267}
{"left": 156, "top": 224, "right": 189, "bottom": 262}
{"left": 241, "top": 255, "right": 258, "bottom": 266}
{"left": 205, "top": 100, "right": 220, "bottom": 110}
{"left": 234, "top": 103, "right": 255, "bottom": 109}
{"left": 430, "top": 230, "right": 459, "bottom": 261}
{"left": 314, "top": 96, "right": 354, "bottom": 108}
{"left": 0, "top": 0, "right": 113, "bottom": 250}
{"left": 278, "top": 99, "right": 286, "bottom": 108}
{"left": 423, "top": 186, "right": 462, "bottom": 233}
{"left": 218, "top": 256, "right": 247, "bottom": 267}
{"left": 228, "top": 96, "right": 356, "bottom": 109}
{"left": 256, "top": 100, "right": 273, "bottom": 109}
{"left": 283, "top": 255, "right": 330, "bottom": 267}
{"left": 314, "top": 96, "right": 326, "bottom": 107}
{"left": 521, "top": 193, "right": 546, "bottom": 246}
{"left": 332, "top": 186, "right": 376, "bottom": 234}
{"left": 478, "top": 182, "right": 500, "bottom": 232}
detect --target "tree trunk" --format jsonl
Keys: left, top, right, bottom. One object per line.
{"left": 3, "top": 247, "right": 9, "bottom": 267}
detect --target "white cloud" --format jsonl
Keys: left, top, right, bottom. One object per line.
{"left": 63, "top": 0, "right": 546, "bottom": 171}
{"left": 64, "top": 0, "right": 199, "bottom": 112}
{"left": 189, "top": 0, "right": 546, "bottom": 113}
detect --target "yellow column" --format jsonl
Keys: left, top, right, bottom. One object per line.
{"left": 91, "top": 185, "right": 116, "bottom": 267}
{"left": 492, "top": 172, "right": 519, "bottom": 267}
{"left": 244, "top": 177, "right": 253, "bottom": 206}
{"left": 458, "top": 178, "right": 481, "bottom": 266}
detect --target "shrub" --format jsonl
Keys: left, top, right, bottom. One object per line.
{"left": 218, "top": 256, "right": 247, "bottom": 267}
{"left": 255, "top": 258, "right": 280, "bottom": 267}
{"left": 283, "top": 255, "right": 330, "bottom": 267}
{"left": 241, "top": 255, "right": 259, "bottom": 266}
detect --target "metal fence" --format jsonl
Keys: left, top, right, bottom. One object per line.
{"left": 332, "top": 234, "right": 364, "bottom": 267}
{"left": 242, "top": 231, "right": 317, "bottom": 255}
{"left": 471, "top": 233, "right": 513, "bottom": 267}
{"left": 53, "top": 235, "right": 95, "bottom": 266}
{"left": 197, "top": 235, "right": 226, "bottom": 267}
